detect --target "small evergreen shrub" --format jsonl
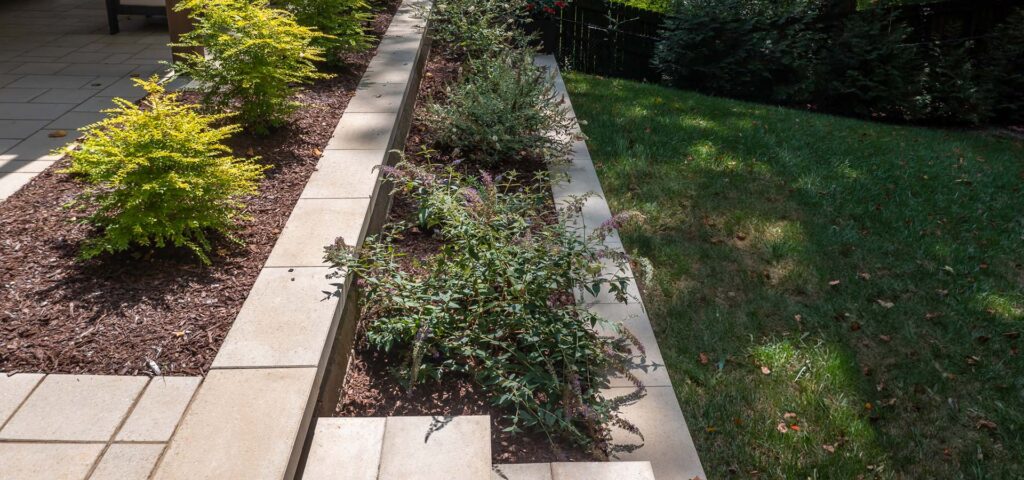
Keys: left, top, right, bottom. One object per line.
{"left": 986, "top": 8, "right": 1024, "bottom": 123}
{"left": 65, "top": 78, "right": 266, "bottom": 264}
{"left": 815, "top": 10, "right": 917, "bottom": 118}
{"left": 326, "top": 163, "right": 645, "bottom": 451}
{"left": 910, "top": 41, "right": 993, "bottom": 125}
{"left": 427, "top": 50, "right": 576, "bottom": 166}
{"left": 282, "top": 0, "right": 373, "bottom": 62}
{"left": 652, "top": 0, "right": 825, "bottom": 101}
{"left": 430, "top": 0, "right": 528, "bottom": 58}
{"left": 174, "top": 0, "right": 330, "bottom": 134}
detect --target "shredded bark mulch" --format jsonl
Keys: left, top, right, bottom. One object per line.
{"left": 0, "top": 1, "right": 400, "bottom": 376}
{"left": 335, "top": 46, "right": 596, "bottom": 464}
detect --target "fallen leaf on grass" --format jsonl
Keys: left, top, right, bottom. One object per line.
{"left": 789, "top": 424, "right": 801, "bottom": 431}
{"left": 1004, "top": 331, "right": 1020, "bottom": 339}
{"left": 858, "top": 272, "right": 872, "bottom": 280}
{"left": 822, "top": 444, "right": 836, "bottom": 453}
{"left": 850, "top": 321, "right": 862, "bottom": 332}
{"left": 777, "top": 422, "right": 788, "bottom": 433}
{"left": 876, "top": 299, "right": 895, "bottom": 308}
{"left": 879, "top": 335, "right": 892, "bottom": 342}
{"left": 735, "top": 233, "right": 747, "bottom": 241}
{"left": 828, "top": 279, "right": 841, "bottom": 286}
{"left": 698, "top": 352, "right": 709, "bottom": 365}
{"left": 706, "top": 426, "right": 717, "bottom": 433}
{"left": 783, "top": 412, "right": 797, "bottom": 420}
{"left": 976, "top": 419, "right": 997, "bottom": 431}
{"left": 761, "top": 365, "right": 771, "bottom": 375}
{"left": 966, "top": 355, "right": 981, "bottom": 365}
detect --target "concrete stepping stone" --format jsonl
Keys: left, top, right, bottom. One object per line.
{"left": 91, "top": 443, "right": 165, "bottom": 480}
{"left": 303, "top": 417, "right": 386, "bottom": 480}
{"left": 116, "top": 376, "right": 201, "bottom": 442}
{"left": 605, "top": 387, "right": 704, "bottom": 480}
{"left": 0, "top": 442, "right": 104, "bottom": 479}
{"left": 0, "top": 374, "right": 147, "bottom": 442}
{"left": 378, "top": 415, "right": 491, "bottom": 480}
{"left": 0, "top": 372, "right": 43, "bottom": 427}
{"left": 491, "top": 463, "right": 553, "bottom": 480}
{"left": 551, "top": 461, "right": 656, "bottom": 480}
{"left": 152, "top": 368, "right": 317, "bottom": 480}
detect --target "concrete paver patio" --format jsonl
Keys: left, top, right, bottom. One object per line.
{"left": 0, "top": 0, "right": 173, "bottom": 201}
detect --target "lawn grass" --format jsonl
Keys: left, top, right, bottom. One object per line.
{"left": 564, "top": 73, "right": 1024, "bottom": 479}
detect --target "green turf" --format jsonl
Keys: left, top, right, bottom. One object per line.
{"left": 564, "top": 73, "right": 1024, "bottom": 479}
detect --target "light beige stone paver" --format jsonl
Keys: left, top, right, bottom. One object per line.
{"left": 551, "top": 461, "right": 655, "bottom": 480}
{"left": 326, "top": 112, "right": 398, "bottom": 151}
{"left": 539, "top": 54, "right": 707, "bottom": 480}
{"left": 0, "top": 374, "right": 148, "bottom": 441}
{"left": 606, "top": 387, "right": 704, "bottom": 480}
{"left": 212, "top": 267, "right": 340, "bottom": 368}
{"left": 1, "top": 172, "right": 40, "bottom": 199}
{"left": 153, "top": 368, "right": 318, "bottom": 480}
{"left": 0, "top": 159, "right": 57, "bottom": 173}
{"left": 304, "top": 417, "right": 386, "bottom": 480}
{"left": 116, "top": 376, "right": 202, "bottom": 442}
{"left": 301, "top": 149, "right": 386, "bottom": 199}
{"left": 0, "top": 442, "right": 104, "bottom": 480}
{"left": 264, "top": 198, "right": 371, "bottom": 267}
{"left": 378, "top": 415, "right": 491, "bottom": 480}
{"left": 90, "top": 443, "right": 165, "bottom": 480}
{"left": 589, "top": 303, "right": 671, "bottom": 388}
{"left": 345, "top": 81, "right": 410, "bottom": 114}
{"left": 0, "top": 372, "right": 43, "bottom": 427}
{"left": 492, "top": 463, "right": 553, "bottom": 480}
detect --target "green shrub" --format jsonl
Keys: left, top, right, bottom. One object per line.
{"left": 986, "top": 8, "right": 1024, "bottom": 123}
{"left": 326, "top": 163, "right": 644, "bottom": 451}
{"left": 281, "top": 0, "right": 373, "bottom": 62}
{"left": 174, "top": 0, "right": 330, "bottom": 134}
{"left": 815, "top": 10, "right": 917, "bottom": 118}
{"left": 427, "top": 50, "right": 576, "bottom": 166}
{"left": 653, "top": 0, "right": 825, "bottom": 101}
{"left": 430, "top": 0, "right": 528, "bottom": 58}
{"left": 910, "top": 41, "right": 993, "bottom": 124}
{"left": 65, "top": 78, "right": 266, "bottom": 264}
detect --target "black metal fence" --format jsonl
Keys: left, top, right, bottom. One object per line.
{"left": 526, "top": 0, "right": 664, "bottom": 81}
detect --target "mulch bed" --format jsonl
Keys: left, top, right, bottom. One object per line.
{"left": 334, "top": 45, "right": 597, "bottom": 464}
{"left": 0, "top": 1, "right": 400, "bottom": 376}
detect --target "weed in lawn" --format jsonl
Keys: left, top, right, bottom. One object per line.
{"left": 565, "top": 73, "right": 1024, "bottom": 479}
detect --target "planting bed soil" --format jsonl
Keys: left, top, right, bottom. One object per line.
{"left": 0, "top": 1, "right": 400, "bottom": 376}
{"left": 334, "top": 46, "right": 597, "bottom": 464}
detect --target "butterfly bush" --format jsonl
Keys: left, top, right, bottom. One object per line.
{"left": 326, "top": 162, "right": 645, "bottom": 452}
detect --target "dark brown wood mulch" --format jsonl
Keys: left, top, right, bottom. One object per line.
{"left": 335, "top": 45, "right": 597, "bottom": 464}
{"left": 0, "top": 0, "right": 401, "bottom": 377}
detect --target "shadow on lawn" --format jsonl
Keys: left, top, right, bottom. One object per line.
{"left": 567, "top": 74, "right": 1024, "bottom": 479}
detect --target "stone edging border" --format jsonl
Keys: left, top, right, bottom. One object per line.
{"left": 147, "top": 3, "right": 432, "bottom": 478}
{"left": 538, "top": 55, "right": 708, "bottom": 480}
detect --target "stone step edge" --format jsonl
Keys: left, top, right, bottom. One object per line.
{"left": 535, "top": 55, "right": 708, "bottom": 480}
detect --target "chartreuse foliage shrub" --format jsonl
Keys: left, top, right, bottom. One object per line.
{"left": 174, "top": 0, "right": 330, "bottom": 134}
{"left": 430, "top": 0, "right": 529, "bottom": 58}
{"left": 282, "top": 0, "right": 373, "bottom": 61}
{"left": 326, "top": 163, "right": 645, "bottom": 451}
{"left": 66, "top": 78, "right": 266, "bottom": 264}
{"left": 427, "top": 50, "right": 576, "bottom": 166}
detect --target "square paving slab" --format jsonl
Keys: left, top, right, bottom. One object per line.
{"left": 304, "top": 417, "right": 387, "bottom": 480}
{"left": 116, "top": 376, "right": 202, "bottom": 442}
{"left": 0, "top": 372, "right": 43, "bottom": 427}
{"left": 0, "top": 374, "right": 147, "bottom": 442}
{"left": 90, "top": 443, "right": 165, "bottom": 480}
{"left": 378, "top": 415, "right": 491, "bottom": 480}
{"left": 0, "top": 442, "right": 104, "bottom": 480}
